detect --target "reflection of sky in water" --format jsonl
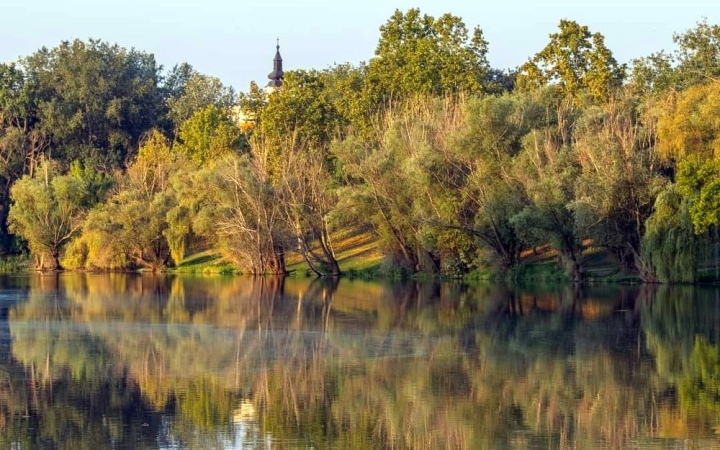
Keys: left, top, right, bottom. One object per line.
{"left": 155, "top": 404, "right": 277, "bottom": 450}
{"left": 152, "top": 401, "right": 301, "bottom": 450}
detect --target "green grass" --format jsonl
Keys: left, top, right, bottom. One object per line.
{"left": 174, "top": 230, "right": 384, "bottom": 276}
{"left": 172, "top": 250, "right": 238, "bottom": 274}
{"left": 286, "top": 228, "right": 383, "bottom": 277}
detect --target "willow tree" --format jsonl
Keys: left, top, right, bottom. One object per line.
{"left": 246, "top": 69, "right": 346, "bottom": 275}
{"left": 677, "top": 157, "right": 720, "bottom": 234}
{"left": 74, "top": 130, "right": 180, "bottom": 271}
{"left": 641, "top": 185, "right": 697, "bottom": 283}
{"left": 505, "top": 88, "right": 588, "bottom": 281}
{"left": 511, "top": 143, "right": 585, "bottom": 281}
{"left": 570, "top": 96, "right": 665, "bottom": 273}
{"left": 447, "top": 94, "right": 535, "bottom": 272}
{"left": 8, "top": 158, "right": 90, "bottom": 269}
{"left": 178, "top": 153, "right": 288, "bottom": 275}
{"left": 332, "top": 97, "right": 469, "bottom": 273}
{"left": 277, "top": 143, "right": 341, "bottom": 276}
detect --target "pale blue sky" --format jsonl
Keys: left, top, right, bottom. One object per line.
{"left": 2, "top": 0, "right": 718, "bottom": 93}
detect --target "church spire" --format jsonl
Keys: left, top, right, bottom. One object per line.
{"left": 266, "top": 39, "right": 284, "bottom": 90}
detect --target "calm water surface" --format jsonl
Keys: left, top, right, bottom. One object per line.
{"left": 1, "top": 274, "right": 720, "bottom": 449}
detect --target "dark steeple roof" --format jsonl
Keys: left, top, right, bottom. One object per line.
{"left": 267, "top": 39, "right": 284, "bottom": 89}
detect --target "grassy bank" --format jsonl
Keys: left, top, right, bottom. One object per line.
{"left": 170, "top": 229, "right": 384, "bottom": 277}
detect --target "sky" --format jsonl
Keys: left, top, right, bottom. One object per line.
{"left": 2, "top": 0, "right": 719, "bottom": 93}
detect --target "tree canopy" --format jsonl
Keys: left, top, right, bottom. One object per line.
{"left": 517, "top": 19, "right": 626, "bottom": 103}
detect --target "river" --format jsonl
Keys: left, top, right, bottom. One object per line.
{"left": 0, "top": 273, "right": 719, "bottom": 449}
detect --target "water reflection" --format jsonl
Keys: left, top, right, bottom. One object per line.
{"left": 0, "top": 274, "right": 720, "bottom": 449}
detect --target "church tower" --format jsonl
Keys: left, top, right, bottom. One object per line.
{"left": 265, "top": 39, "right": 284, "bottom": 94}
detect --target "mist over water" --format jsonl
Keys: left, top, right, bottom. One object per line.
{"left": 1, "top": 273, "right": 719, "bottom": 449}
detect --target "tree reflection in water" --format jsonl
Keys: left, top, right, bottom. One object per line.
{"left": 1, "top": 274, "right": 720, "bottom": 449}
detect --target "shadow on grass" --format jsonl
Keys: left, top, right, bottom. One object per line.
{"left": 178, "top": 253, "right": 218, "bottom": 267}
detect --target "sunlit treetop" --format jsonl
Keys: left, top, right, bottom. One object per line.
{"left": 517, "top": 19, "right": 626, "bottom": 104}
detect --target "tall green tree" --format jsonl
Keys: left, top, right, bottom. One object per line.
{"left": 632, "top": 19, "right": 720, "bottom": 96}
{"left": 165, "top": 70, "right": 236, "bottom": 129}
{"left": 22, "top": 39, "right": 164, "bottom": 169}
{"left": 510, "top": 91, "right": 586, "bottom": 281}
{"left": 673, "top": 19, "right": 720, "bottom": 88}
{"left": 256, "top": 69, "right": 344, "bottom": 175}
{"left": 7, "top": 158, "right": 91, "bottom": 269}
{"left": 175, "top": 104, "right": 246, "bottom": 164}
{"left": 449, "top": 94, "right": 537, "bottom": 272}
{"left": 365, "top": 8, "right": 490, "bottom": 105}
{"left": 517, "top": 20, "right": 625, "bottom": 103}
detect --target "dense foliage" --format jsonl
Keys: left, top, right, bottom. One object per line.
{"left": 2, "top": 12, "right": 720, "bottom": 281}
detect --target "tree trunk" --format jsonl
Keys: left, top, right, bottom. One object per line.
{"left": 0, "top": 203, "right": 8, "bottom": 257}
{"left": 51, "top": 251, "right": 61, "bottom": 271}
{"left": 628, "top": 243, "right": 658, "bottom": 283}
{"left": 267, "top": 244, "right": 287, "bottom": 275}
{"left": 0, "top": 180, "right": 11, "bottom": 256}
{"left": 559, "top": 250, "right": 583, "bottom": 282}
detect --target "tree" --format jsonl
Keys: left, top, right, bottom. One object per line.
{"left": 177, "top": 153, "right": 288, "bottom": 274}
{"left": 0, "top": 63, "right": 46, "bottom": 255}
{"left": 76, "top": 130, "right": 181, "bottom": 271}
{"left": 236, "top": 80, "right": 267, "bottom": 135}
{"left": 365, "top": 8, "right": 490, "bottom": 104}
{"left": 448, "top": 94, "right": 536, "bottom": 272}
{"left": 511, "top": 92, "right": 586, "bottom": 281}
{"left": 641, "top": 184, "right": 698, "bottom": 283}
{"left": 238, "top": 69, "right": 353, "bottom": 275}
{"left": 630, "top": 51, "right": 676, "bottom": 97}
{"left": 333, "top": 97, "right": 469, "bottom": 273}
{"left": 631, "top": 19, "right": 720, "bottom": 96}
{"left": 570, "top": 95, "right": 665, "bottom": 273}
{"left": 677, "top": 157, "right": 720, "bottom": 234}
{"left": 517, "top": 20, "right": 625, "bottom": 103}
{"left": 673, "top": 19, "right": 720, "bottom": 87}
{"left": 656, "top": 81, "right": 720, "bottom": 162}
{"left": 8, "top": 158, "right": 90, "bottom": 269}
{"left": 278, "top": 142, "right": 341, "bottom": 276}
{"left": 256, "top": 69, "right": 345, "bottom": 176}
{"left": 175, "top": 104, "right": 246, "bottom": 164}
{"left": 165, "top": 70, "right": 236, "bottom": 128}
{"left": 22, "top": 39, "right": 164, "bottom": 169}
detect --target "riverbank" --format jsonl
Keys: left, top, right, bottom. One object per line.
{"left": 169, "top": 229, "right": 643, "bottom": 283}
{"left": 5, "top": 228, "right": 715, "bottom": 284}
